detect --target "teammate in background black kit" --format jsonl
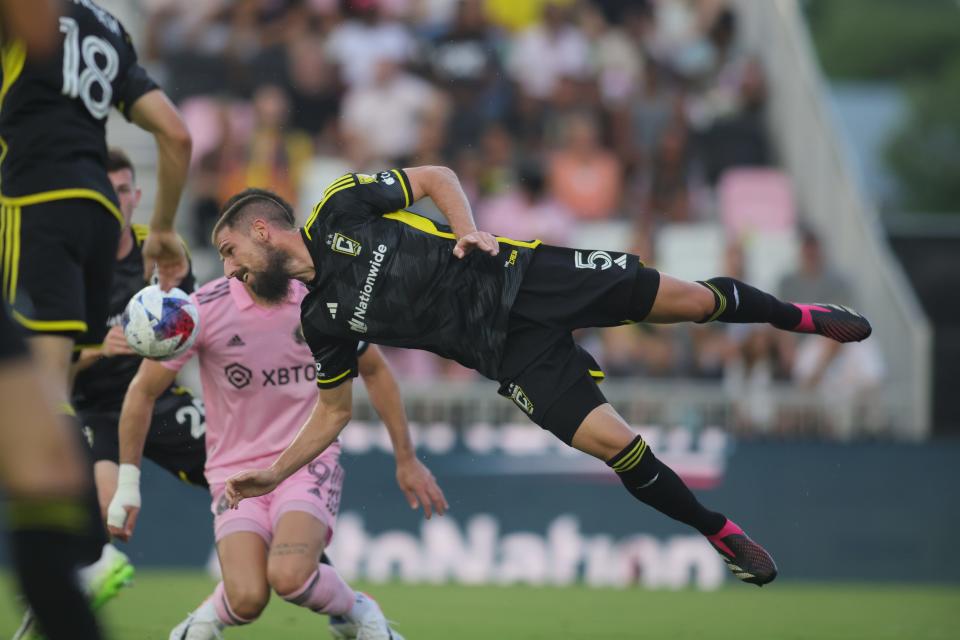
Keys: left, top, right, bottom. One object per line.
{"left": 73, "top": 149, "right": 206, "bottom": 518}
{"left": 1, "top": 0, "right": 191, "bottom": 638}
{"left": 215, "top": 166, "right": 873, "bottom": 590}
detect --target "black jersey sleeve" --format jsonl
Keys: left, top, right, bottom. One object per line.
{"left": 327, "top": 169, "right": 414, "bottom": 218}
{"left": 112, "top": 27, "right": 159, "bottom": 119}
{"left": 302, "top": 321, "right": 360, "bottom": 389}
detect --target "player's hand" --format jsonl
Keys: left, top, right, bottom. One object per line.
{"left": 106, "top": 464, "right": 141, "bottom": 542}
{"left": 225, "top": 468, "right": 280, "bottom": 509}
{"left": 142, "top": 228, "right": 188, "bottom": 292}
{"left": 101, "top": 325, "right": 136, "bottom": 358}
{"left": 453, "top": 231, "right": 499, "bottom": 259}
{"left": 396, "top": 457, "right": 448, "bottom": 519}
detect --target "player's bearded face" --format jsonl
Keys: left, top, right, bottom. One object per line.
{"left": 247, "top": 244, "right": 292, "bottom": 304}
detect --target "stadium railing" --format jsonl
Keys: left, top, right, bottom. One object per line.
{"left": 730, "top": 0, "right": 932, "bottom": 438}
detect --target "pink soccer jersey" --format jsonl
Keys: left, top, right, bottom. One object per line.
{"left": 163, "top": 278, "right": 340, "bottom": 485}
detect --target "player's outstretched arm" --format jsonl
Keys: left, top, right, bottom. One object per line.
{"left": 107, "top": 359, "right": 178, "bottom": 541}
{"left": 359, "top": 346, "right": 448, "bottom": 519}
{"left": 128, "top": 90, "right": 192, "bottom": 290}
{"left": 404, "top": 166, "right": 498, "bottom": 259}
{"left": 226, "top": 381, "right": 353, "bottom": 508}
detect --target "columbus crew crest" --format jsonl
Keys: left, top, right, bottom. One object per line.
{"left": 327, "top": 232, "right": 361, "bottom": 257}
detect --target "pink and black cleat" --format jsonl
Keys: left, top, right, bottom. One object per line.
{"left": 791, "top": 303, "right": 872, "bottom": 343}
{"left": 707, "top": 520, "right": 778, "bottom": 587}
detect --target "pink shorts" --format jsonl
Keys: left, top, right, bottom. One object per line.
{"left": 210, "top": 456, "right": 344, "bottom": 546}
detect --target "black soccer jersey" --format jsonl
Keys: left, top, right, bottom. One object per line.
{"left": 72, "top": 224, "right": 195, "bottom": 412}
{"left": 0, "top": 0, "right": 158, "bottom": 221}
{"left": 300, "top": 169, "right": 539, "bottom": 386}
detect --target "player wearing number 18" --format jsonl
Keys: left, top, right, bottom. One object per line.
{"left": 0, "top": 0, "right": 191, "bottom": 416}
{"left": 1, "top": 1, "right": 191, "bottom": 637}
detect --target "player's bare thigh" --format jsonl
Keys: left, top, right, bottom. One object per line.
{"left": 26, "top": 334, "right": 74, "bottom": 410}
{"left": 644, "top": 274, "right": 714, "bottom": 324}
{"left": 266, "top": 511, "right": 330, "bottom": 597}
{"left": 217, "top": 532, "right": 270, "bottom": 620}
{"left": 570, "top": 403, "right": 637, "bottom": 461}
{"left": 0, "top": 357, "right": 87, "bottom": 495}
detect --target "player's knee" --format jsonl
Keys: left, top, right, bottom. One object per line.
{"left": 224, "top": 581, "right": 269, "bottom": 620}
{"left": 268, "top": 560, "right": 317, "bottom": 599}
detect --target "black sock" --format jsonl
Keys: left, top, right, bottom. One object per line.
{"left": 697, "top": 277, "right": 801, "bottom": 329}
{"left": 7, "top": 495, "right": 104, "bottom": 640}
{"left": 608, "top": 436, "right": 726, "bottom": 536}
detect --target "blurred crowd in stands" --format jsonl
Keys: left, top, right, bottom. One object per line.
{"left": 141, "top": 0, "right": 883, "bottom": 431}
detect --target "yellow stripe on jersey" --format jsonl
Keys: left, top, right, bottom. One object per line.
{"left": 391, "top": 169, "right": 410, "bottom": 207}
{"left": 317, "top": 369, "right": 352, "bottom": 385}
{"left": 496, "top": 236, "right": 542, "bottom": 249}
{"left": 0, "top": 189, "right": 123, "bottom": 226}
{"left": 303, "top": 175, "right": 357, "bottom": 239}
{"left": 132, "top": 223, "right": 150, "bottom": 244}
{"left": 383, "top": 210, "right": 456, "bottom": 239}
{"left": 0, "top": 41, "right": 27, "bottom": 194}
{"left": 73, "top": 343, "right": 104, "bottom": 352}
{"left": 588, "top": 368, "right": 605, "bottom": 382}
{"left": 0, "top": 40, "right": 26, "bottom": 111}
{"left": 383, "top": 210, "right": 543, "bottom": 249}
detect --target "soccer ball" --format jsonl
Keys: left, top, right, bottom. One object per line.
{"left": 122, "top": 285, "right": 199, "bottom": 360}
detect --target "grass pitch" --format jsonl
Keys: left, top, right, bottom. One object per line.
{"left": 2, "top": 572, "right": 958, "bottom": 639}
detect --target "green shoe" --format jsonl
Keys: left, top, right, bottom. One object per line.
{"left": 85, "top": 546, "right": 135, "bottom": 610}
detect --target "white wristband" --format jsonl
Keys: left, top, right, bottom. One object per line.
{"left": 117, "top": 463, "right": 141, "bottom": 488}
{"left": 107, "top": 464, "right": 142, "bottom": 530}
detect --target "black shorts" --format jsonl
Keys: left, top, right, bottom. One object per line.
{"left": 1, "top": 197, "right": 120, "bottom": 346}
{"left": 81, "top": 386, "right": 208, "bottom": 487}
{"left": 498, "top": 245, "right": 661, "bottom": 444}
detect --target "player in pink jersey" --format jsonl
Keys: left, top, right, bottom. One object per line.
{"left": 107, "top": 276, "right": 444, "bottom": 639}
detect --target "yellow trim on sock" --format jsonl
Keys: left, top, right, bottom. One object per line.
{"left": 7, "top": 498, "right": 89, "bottom": 534}
{"left": 613, "top": 439, "right": 648, "bottom": 472}
{"left": 702, "top": 281, "right": 727, "bottom": 323}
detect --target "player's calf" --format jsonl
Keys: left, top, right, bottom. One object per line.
{"left": 275, "top": 564, "right": 354, "bottom": 615}
{"left": 607, "top": 435, "right": 727, "bottom": 535}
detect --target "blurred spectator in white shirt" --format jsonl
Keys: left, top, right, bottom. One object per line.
{"left": 507, "top": 1, "right": 589, "bottom": 101}
{"left": 341, "top": 58, "right": 446, "bottom": 164}
{"left": 326, "top": 0, "right": 416, "bottom": 87}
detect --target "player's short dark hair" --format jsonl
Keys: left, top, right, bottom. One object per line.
{"left": 212, "top": 188, "right": 296, "bottom": 244}
{"left": 107, "top": 147, "right": 135, "bottom": 182}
